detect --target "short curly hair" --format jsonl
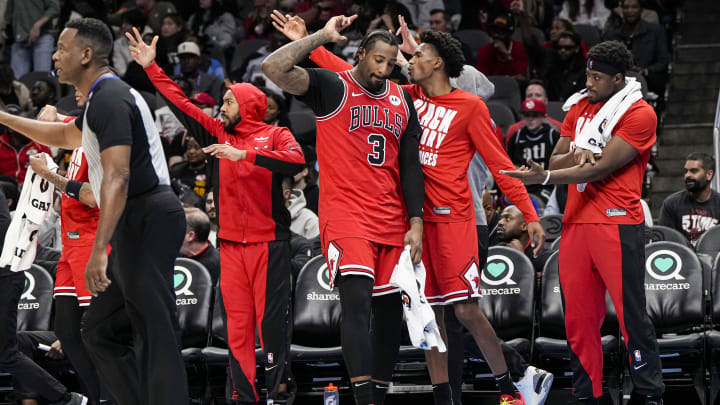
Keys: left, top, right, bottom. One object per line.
{"left": 418, "top": 30, "right": 465, "bottom": 78}
{"left": 587, "top": 40, "right": 634, "bottom": 75}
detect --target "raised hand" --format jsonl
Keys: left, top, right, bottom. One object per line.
{"left": 395, "top": 15, "right": 418, "bottom": 55}
{"left": 499, "top": 158, "right": 548, "bottom": 185}
{"left": 271, "top": 10, "right": 309, "bottom": 41}
{"left": 321, "top": 14, "right": 358, "bottom": 43}
{"left": 126, "top": 27, "right": 158, "bottom": 69}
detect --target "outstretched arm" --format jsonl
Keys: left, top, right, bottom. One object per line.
{"left": 262, "top": 14, "right": 357, "bottom": 95}
{"left": 0, "top": 110, "right": 81, "bottom": 149}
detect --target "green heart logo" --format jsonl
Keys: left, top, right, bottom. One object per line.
{"left": 174, "top": 273, "right": 185, "bottom": 288}
{"left": 653, "top": 257, "right": 674, "bottom": 273}
{"left": 486, "top": 262, "right": 507, "bottom": 278}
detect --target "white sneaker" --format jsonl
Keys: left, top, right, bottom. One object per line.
{"left": 513, "top": 366, "right": 553, "bottom": 405}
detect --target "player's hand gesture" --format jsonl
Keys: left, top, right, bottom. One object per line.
{"left": 126, "top": 27, "right": 158, "bottom": 69}
{"left": 574, "top": 147, "right": 601, "bottom": 167}
{"left": 203, "top": 144, "right": 247, "bottom": 161}
{"left": 321, "top": 14, "right": 358, "bottom": 43}
{"left": 404, "top": 218, "right": 423, "bottom": 264}
{"left": 271, "top": 10, "right": 309, "bottom": 41}
{"left": 395, "top": 15, "right": 418, "bottom": 55}
{"left": 499, "top": 158, "right": 548, "bottom": 185}
{"left": 85, "top": 249, "right": 111, "bottom": 296}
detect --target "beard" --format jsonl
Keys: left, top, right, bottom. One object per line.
{"left": 223, "top": 114, "right": 241, "bottom": 132}
{"left": 685, "top": 179, "right": 706, "bottom": 192}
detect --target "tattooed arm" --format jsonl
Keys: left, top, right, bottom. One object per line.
{"left": 262, "top": 14, "right": 357, "bottom": 96}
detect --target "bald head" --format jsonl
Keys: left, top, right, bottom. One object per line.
{"left": 497, "top": 205, "right": 527, "bottom": 242}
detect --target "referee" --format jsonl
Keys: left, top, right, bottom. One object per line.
{"left": 0, "top": 18, "right": 189, "bottom": 404}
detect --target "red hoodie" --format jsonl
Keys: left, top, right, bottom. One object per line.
{"left": 145, "top": 62, "right": 305, "bottom": 243}
{"left": 0, "top": 134, "right": 51, "bottom": 184}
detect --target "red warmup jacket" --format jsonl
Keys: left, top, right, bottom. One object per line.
{"left": 145, "top": 62, "right": 305, "bottom": 243}
{"left": 0, "top": 134, "right": 51, "bottom": 184}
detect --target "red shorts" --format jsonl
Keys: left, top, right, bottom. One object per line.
{"left": 323, "top": 238, "right": 403, "bottom": 296}
{"left": 422, "top": 220, "right": 481, "bottom": 305}
{"left": 54, "top": 245, "right": 94, "bottom": 306}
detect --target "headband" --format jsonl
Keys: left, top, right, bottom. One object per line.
{"left": 586, "top": 58, "right": 623, "bottom": 76}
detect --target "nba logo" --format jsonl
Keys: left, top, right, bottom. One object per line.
{"left": 633, "top": 350, "right": 641, "bottom": 362}
{"left": 267, "top": 353, "right": 274, "bottom": 364}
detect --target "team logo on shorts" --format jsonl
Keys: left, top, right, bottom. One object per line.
{"left": 173, "top": 265, "right": 194, "bottom": 296}
{"left": 21, "top": 272, "right": 37, "bottom": 301}
{"left": 326, "top": 242, "right": 342, "bottom": 288}
{"left": 645, "top": 250, "right": 685, "bottom": 281}
{"left": 481, "top": 255, "right": 517, "bottom": 286}
{"left": 316, "top": 264, "right": 333, "bottom": 292}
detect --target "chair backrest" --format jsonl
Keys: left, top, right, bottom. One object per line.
{"left": 512, "top": 27, "right": 546, "bottom": 44}
{"left": 696, "top": 225, "right": 720, "bottom": 256}
{"left": 293, "top": 255, "right": 342, "bottom": 347}
{"left": 550, "top": 237, "right": 561, "bottom": 252}
{"left": 230, "top": 39, "right": 269, "bottom": 73}
{"left": 287, "top": 111, "right": 317, "bottom": 144}
{"left": 713, "top": 252, "right": 720, "bottom": 326}
{"left": 488, "top": 76, "right": 521, "bottom": 114}
{"left": 643, "top": 242, "right": 704, "bottom": 332}
{"left": 545, "top": 101, "right": 567, "bottom": 124}
{"left": 648, "top": 225, "right": 689, "bottom": 246}
{"left": 573, "top": 24, "right": 601, "bottom": 46}
{"left": 17, "top": 265, "right": 54, "bottom": 331}
{"left": 540, "top": 214, "right": 563, "bottom": 242}
{"left": 174, "top": 258, "right": 213, "bottom": 348}
{"left": 479, "top": 247, "right": 536, "bottom": 339}
{"left": 454, "top": 30, "right": 491, "bottom": 60}
{"left": 209, "top": 283, "right": 227, "bottom": 345}
{"left": 486, "top": 101, "right": 516, "bottom": 138}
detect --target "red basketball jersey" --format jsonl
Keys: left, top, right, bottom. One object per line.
{"left": 62, "top": 148, "right": 99, "bottom": 246}
{"left": 316, "top": 71, "right": 412, "bottom": 246}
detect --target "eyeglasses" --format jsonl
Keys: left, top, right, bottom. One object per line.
{"left": 557, "top": 45, "right": 577, "bottom": 50}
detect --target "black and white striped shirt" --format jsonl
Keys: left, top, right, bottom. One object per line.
{"left": 75, "top": 77, "right": 169, "bottom": 206}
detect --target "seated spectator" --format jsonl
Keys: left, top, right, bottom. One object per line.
{"left": 133, "top": 0, "right": 176, "bottom": 34}
{"left": 244, "top": 0, "right": 275, "bottom": 39}
{"left": 187, "top": 0, "right": 236, "bottom": 52}
{"left": 282, "top": 176, "right": 319, "bottom": 239}
{"left": 156, "top": 13, "right": 188, "bottom": 73}
{"left": 659, "top": 153, "right": 720, "bottom": 248}
{"left": 0, "top": 64, "right": 32, "bottom": 112}
{"left": 506, "top": 99, "right": 560, "bottom": 202}
{"left": 541, "top": 31, "right": 586, "bottom": 101}
{"left": 603, "top": 0, "right": 670, "bottom": 94}
{"left": 476, "top": 13, "right": 529, "bottom": 80}
{"left": 505, "top": 79, "right": 562, "bottom": 142}
{"left": 497, "top": 205, "right": 552, "bottom": 275}
{"left": 113, "top": 8, "right": 147, "bottom": 77}
{"left": 203, "top": 189, "right": 218, "bottom": 246}
{"left": 190, "top": 92, "right": 215, "bottom": 117}
{"left": 558, "top": 0, "right": 611, "bottom": 30}
{"left": 259, "top": 87, "right": 290, "bottom": 128}
{"left": 177, "top": 41, "right": 224, "bottom": 104}
{"left": 293, "top": 0, "right": 346, "bottom": 32}
{"left": 543, "top": 18, "right": 588, "bottom": 57}
{"left": 6, "top": 0, "right": 58, "bottom": 79}
{"left": 514, "top": 0, "right": 554, "bottom": 32}
{"left": 0, "top": 105, "right": 51, "bottom": 184}
{"left": 241, "top": 30, "right": 290, "bottom": 96}
{"left": 398, "top": 0, "right": 444, "bottom": 31}
{"left": 180, "top": 207, "right": 220, "bottom": 285}
{"left": 483, "top": 190, "right": 501, "bottom": 246}
{"left": 170, "top": 135, "right": 212, "bottom": 201}
{"left": 290, "top": 165, "right": 319, "bottom": 215}
{"left": 29, "top": 78, "right": 58, "bottom": 113}
{"left": 428, "top": 8, "right": 474, "bottom": 64}
{"left": 0, "top": 176, "right": 19, "bottom": 211}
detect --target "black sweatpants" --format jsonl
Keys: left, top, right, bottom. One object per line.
{"left": 81, "top": 187, "right": 188, "bottom": 405}
{"left": 0, "top": 270, "right": 67, "bottom": 403}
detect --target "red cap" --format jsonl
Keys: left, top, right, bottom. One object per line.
{"left": 521, "top": 98, "right": 546, "bottom": 114}
{"left": 191, "top": 92, "right": 214, "bottom": 107}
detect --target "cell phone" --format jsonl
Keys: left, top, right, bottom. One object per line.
{"left": 38, "top": 343, "right": 51, "bottom": 352}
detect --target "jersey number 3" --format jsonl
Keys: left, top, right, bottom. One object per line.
{"left": 367, "top": 134, "right": 386, "bottom": 166}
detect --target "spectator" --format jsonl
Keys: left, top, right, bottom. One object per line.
{"left": 543, "top": 184, "right": 568, "bottom": 215}
{"left": 506, "top": 99, "right": 560, "bottom": 202}
{"left": 170, "top": 135, "right": 211, "bottom": 201}
{"left": 112, "top": 8, "right": 147, "bottom": 77}
{"left": 259, "top": 87, "right": 290, "bottom": 128}
{"left": 476, "top": 13, "right": 529, "bottom": 80}
{"left": 4, "top": 0, "right": 59, "bottom": 79}
{"left": 290, "top": 165, "right": 319, "bottom": 215}
{"left": 241, "top": 30, "right": 290, "bottom": 96}
{"left": 505, "top": 79, "right": 562, "bottom": 142}
{"left": 603, "top": 0, "right": 670, "bottom": 94}
{"left": 397, "top": 0, "right": 445, "bottom": 31}
{"left": 134, "top": 0, "right": 176, "bottom": 34}
{"left": 204, "top": 188, "right": 218, "bottom": 246}
{"left": 0, "top": 104, "right": 50, "bottom": 184}
{"left": 541, "top": 31, "right": 586, "bottom": 101}
{"left": 0, "top": 64, "right": 32, "bottom": 112}
{"left": 483, "top": 190, "right": 502, "bottom": 246}
{"left": 156, "top": 13, "right": 187, "bottom": 73}
{"left": 191, "top": 91, "right": 215, "bottom": 117}
{"left": 282, "top": 176, "right": 319, "bottom": 239}
{"left": 558, "top": 0, "right": 611, "bottom": 30}
{"left": 179, "top": 207, "right": 220, "bottom": 285}
{"left": 497, "top": 205, "right": 552, "bottom": 274}
{"left": 244, "top": 0, "right": 275, "bottom": 39}
{"left": 543, "top": 18, "right": 588, "bottom": 57}
{"left": 0, "top": 176, "right": 19, "bottom": 211}
{"left": 428, "top": 8, "right": 475, "bottom": 65}
{"left": 177, "top": 41, "right": 224, "bottom": 104}
{"left": 187, "top": 0, "right": 236, "bottom": 52}
{"left": 293, "top": 0, "right": 345, "bottom": 32}
{"left": 659, "top": 153, "right": 720, "bottom": 248}
{"left": 515, "top": 0, "right": 554, "bottom": 32}
{"left": 29, "top": 78, "right": 57, "bottom": 112}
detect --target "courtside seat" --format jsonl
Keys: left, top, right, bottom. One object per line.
{"left": 696, "top": 225, "right": 720, "bottom": 256}
{"left": 486, "top": 101, "right": 516, "bottom": 139}
{"left": 174, "top": 258, "right": 213, "bottom": 349}
{"left": 454, "top": 30, "right": 491, "bottom": 61}
{"left": 540, "top": 214, "right": 563, "bottom": 242}
{"left": 641, "top": 242, "right": 705, "bottom": 402}
{"left": 488, "top": 76, "right": 522, "bottom": 116}
{"left": 17, "top": 265, "right": 54, "bottom": 332}
{"left": 550, "top": 237, "right": 561, "bottom": 252}
{"left": 648, "top": 225, "right": 689, "bottom": 246}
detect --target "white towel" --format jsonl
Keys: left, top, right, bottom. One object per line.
{"left": 562, "top": 77, "right": 643, "bottom": 191}
{"left": 390, "top": 246, "right": 446, "bottom": 352}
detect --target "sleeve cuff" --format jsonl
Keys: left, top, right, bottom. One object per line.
{"left": 144, "top": 61, "right": 160, "bottom": 74}
{"left": 63, "top": 116, "right": 75, "bottom": 123}
{"left": 245, "top": 149, "right": 257, "bottom": 164}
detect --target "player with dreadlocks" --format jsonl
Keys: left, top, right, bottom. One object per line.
{"left": 502, "top": 41, "right": 664, "bottom": 405}
{"left": 270, "top": 12, "right": 547, "bottom": 405}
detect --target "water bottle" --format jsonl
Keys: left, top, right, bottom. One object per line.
{"left": 323, "top": 383, "right": 339, "bottom": 405}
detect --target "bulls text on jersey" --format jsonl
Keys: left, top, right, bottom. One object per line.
{"left": 348, "top": 105, "right": 404, "bottom": 139}
{"left": 414, "top": 99, "right": 459, "bottom": 167}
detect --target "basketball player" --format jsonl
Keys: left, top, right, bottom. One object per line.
{"left": 262, "top": 15, "right": 425, "bottom": 405}
{"left": 0, "top": 18, "right": 189, "bottom": 404}
{"left": 501, "top": 41, "right": 664, "bottom": 405}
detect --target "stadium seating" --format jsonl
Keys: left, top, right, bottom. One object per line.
{"left": 573, "top": 24, "right": 601, "bottom": 47}
{"left": 696, "top": 225, "right": 720, "bottom": 256}
{"left": 512, "top": 27, "right": 546, "bottom": 45}
{"left": 454, "top": 30, "right": 491, "bottom": 61}
{"left": 486, "top": 101, "right": 516, "bottom": 139}
{"left": 707, "top": 252, "right": 720, "bottom": 404}
{"left": 174, "top": 258, "right": 213, "bottom": 351}
{"left": 545, "top": 101, "right": 567, "bottom": 124}
{"left": 540, "top": 214, "right": 563, "bottom": 242}
{"left": 488, "top": 76, "right": 522, "bottom": 116}
{"left": 648, "top": 225, "right": 689, "bottom": 246}
{"left": 17, "top": 265, "right": 54, "bottom": 332}
{"left": 550, "top": 237, "right": 561, "bottom": 252}
{"left": 230, "top": 39, "right": 268, "bottom": 73}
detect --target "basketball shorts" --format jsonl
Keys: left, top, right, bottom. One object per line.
{"left": 323, "top": 237, "right": 403, "bottom": 296}
{"left": 54, "top": 245, "right": 94, "bottom": 307}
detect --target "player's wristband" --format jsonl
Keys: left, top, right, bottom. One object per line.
{"left": 65, "top": 180, "right": 83, "bottom": 201}
{"left": 541, "top": 171, "right": 551, "bottom": 186}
